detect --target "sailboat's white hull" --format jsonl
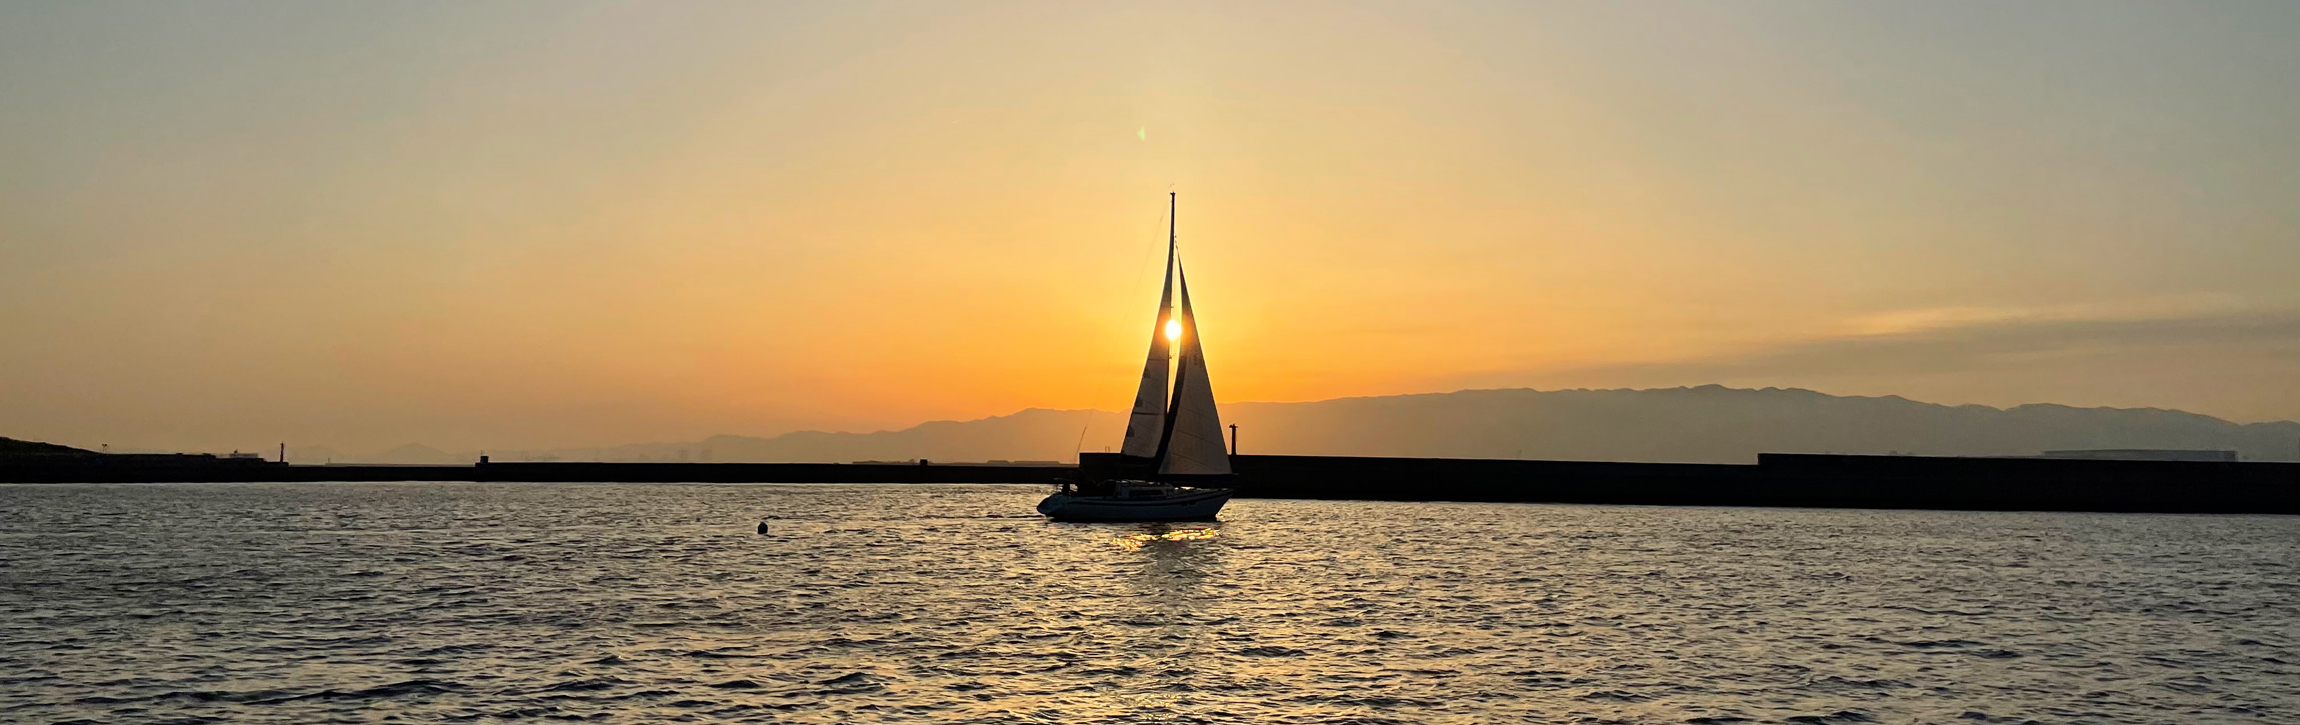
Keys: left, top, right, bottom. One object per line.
{"left": 1036, "top": 488, "right": 1233, "bottom": 522}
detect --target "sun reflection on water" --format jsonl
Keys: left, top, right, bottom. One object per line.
{"left": 1109, "top": 527, "right": 1218, "bottom": 552}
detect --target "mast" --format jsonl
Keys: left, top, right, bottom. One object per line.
{"left": 1154, "top": 274, "right": 1187, "bottom": 464}
{"left": 1160, "top": 192, "right": 1177, "bottom": 451}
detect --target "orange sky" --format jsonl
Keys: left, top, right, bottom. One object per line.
{"left": 5, "top": 2, "right": 2299, "bottom": 453}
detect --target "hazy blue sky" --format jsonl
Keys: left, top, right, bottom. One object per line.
{"left": 4, "top": 1, "right": 2297, "bottom": 453}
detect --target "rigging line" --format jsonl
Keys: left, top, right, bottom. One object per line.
{"left": 1105, "top": 194, "right": 1171, "bottom": 456}
{"left": 1115, "top": 197, "right": 1170, "bottom": 418}
{"left": 1072, "top": 409, "right": 1094, "bottom": 458}
{"left": 1120, "top": 197, "right": 1168, "bottom": 334}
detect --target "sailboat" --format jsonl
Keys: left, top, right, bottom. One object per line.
{"left": 1038, "top": 193, "right": 1236, "bottom": 522}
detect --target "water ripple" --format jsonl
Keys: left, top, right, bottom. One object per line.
{"left": 0, "top": 482, "right": 2295, "bottom": 723}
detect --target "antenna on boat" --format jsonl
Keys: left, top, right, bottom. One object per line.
{"left": 1072, "top": 410, "right": 1094, "bottom": 461}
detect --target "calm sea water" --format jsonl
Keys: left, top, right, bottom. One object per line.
{"left": 0, "top": 483, "right": 2294, "bottom": 724}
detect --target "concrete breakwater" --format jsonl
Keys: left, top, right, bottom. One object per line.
{"left": 1128, "top": 453, "right": 2300, "bottom": 515}
{"left": 0, "top": 459, "right": 1076, "bottom": 485}
{"left": 4, "top": 452, "right": 2294, "bottom": 514}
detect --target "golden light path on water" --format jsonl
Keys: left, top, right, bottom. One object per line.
{"left": 1108, "top": 526, "right": 1218, "bottom": 552}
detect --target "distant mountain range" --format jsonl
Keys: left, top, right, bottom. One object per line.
{"left": 309, "top": 385, "right": 2300, "bottom": 465}
{"left": 1224, "top": 386, "right": 2300, "bottom": 463}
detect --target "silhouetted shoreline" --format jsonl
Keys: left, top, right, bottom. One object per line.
{"left": 3, "top": 450, "right": 2293, "bottom": 515}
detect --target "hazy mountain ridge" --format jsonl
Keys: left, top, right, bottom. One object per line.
{"left": 318, "top": 386, "right": 2300, "bottom": 464}
{"left": 1222, "top": 386, "right": 2300, "bottom": 463}
{"left": 310, "top": 409, "right": 1107, "bottom": 465}
{"left": 0, "top": 437, "right": 97, "bottom": 457}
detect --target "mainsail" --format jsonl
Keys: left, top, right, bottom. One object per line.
{"left": 1117, "top": 200, "right": 1178, "bottom": 460}
{"left": 1156, "top": 262, "right": 1232, "bottom": 476}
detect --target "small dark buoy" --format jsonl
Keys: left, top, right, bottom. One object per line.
{"left": 756, "top": 520, "right": 769, "bottom": 535}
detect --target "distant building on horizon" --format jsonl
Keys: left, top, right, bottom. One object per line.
{"left": 2037, "top": 449, "right": 2239, "bottom": 463}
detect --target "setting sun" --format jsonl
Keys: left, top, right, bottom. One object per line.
{"left": 1164, "top": 319, "right": 1183, "bottom": 342}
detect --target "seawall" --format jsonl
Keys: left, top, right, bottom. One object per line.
{"left": 0, "top": 460, "right": 1074, "bottom": 485}
{"left": 1083, "top": 453, "right": 2300, "bottom": 515}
